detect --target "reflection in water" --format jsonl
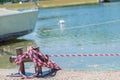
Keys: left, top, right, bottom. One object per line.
{"left": 0, "top": 39, "right": 36, "bottom": 68}
{"left": 58, "top": 19, "right": 65, "bottom": 32}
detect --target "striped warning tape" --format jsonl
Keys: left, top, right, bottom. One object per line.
{"left": 48, "top": 54, "right": 120, "bottom": 57}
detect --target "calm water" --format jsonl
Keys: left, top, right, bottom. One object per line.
{"left": 20, "top": 2, "right": 120, "bottom": 70}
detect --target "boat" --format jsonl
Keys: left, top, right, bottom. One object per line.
{"left": 0, "top": 4, "right": 38, "bottom": 41}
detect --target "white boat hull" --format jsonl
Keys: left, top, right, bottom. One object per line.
{"left": 0, "top": 9, "right": 38, "bottom": 41}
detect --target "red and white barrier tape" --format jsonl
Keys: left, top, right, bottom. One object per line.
{"left": 48, "top": 54, "right": 120, "bottom": 57}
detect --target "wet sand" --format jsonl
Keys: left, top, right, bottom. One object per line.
{"left": 0, "top": 69, "right": 120, "bottom": 80}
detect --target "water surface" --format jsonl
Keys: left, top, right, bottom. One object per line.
{"left": 20, "top": 2, "right": 120, "bottom": 70}
{"left": 1, "top": 2, "right": 120, "bottom": 70}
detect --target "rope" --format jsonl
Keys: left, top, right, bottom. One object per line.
{"left": 14, "top": 46, "right": 120, "bottom": 78}
{"left": 48, "top": 53, "right": 120, "bottom": 57}
{"left": 16, "top": 53, "right": 40, "bottom": 79}
{"left": 14, "top": 46, "right": 61, "bottom": 79}
{"left": 18, "top": 63, "right": 39, "bottom": 79}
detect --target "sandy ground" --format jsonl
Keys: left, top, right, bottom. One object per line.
{"left": 0, "top": 69, "right": 120, "bottom": 80}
